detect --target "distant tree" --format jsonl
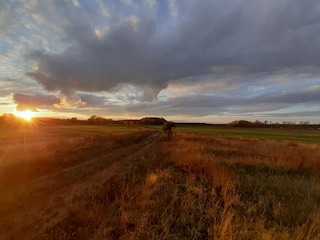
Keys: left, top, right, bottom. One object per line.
{"left": 70, "top": 117, "right": 78, "bottom": 123}
{"left": 140, "top": 117, "right": 166, "bottom": 125}
{"left": 87, "top": 115, "right": 107, "bottom": 125}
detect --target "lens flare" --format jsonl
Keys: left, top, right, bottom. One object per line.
{"left": 13, "top": 110, "right": 36, "bottom": 121}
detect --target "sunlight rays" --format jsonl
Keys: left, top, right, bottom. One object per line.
{"left": 13, "top": 110, "right": 37, "bottom": 121}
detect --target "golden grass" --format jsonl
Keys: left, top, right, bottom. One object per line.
{"left": 0, "top": 131, "right": 152, "bottom": 191}
{"left": 1, "top": 132, "right": 320, "bottom": 239}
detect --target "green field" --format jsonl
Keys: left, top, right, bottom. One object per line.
{"left": 175, "top": 125, "right": 320, "bottom": 144}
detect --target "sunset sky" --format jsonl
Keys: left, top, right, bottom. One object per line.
{"left": 1, "top": 0, "right": 320, "bottom": 123}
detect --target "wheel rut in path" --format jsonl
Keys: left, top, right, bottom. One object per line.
{"left": 0, "top": 132, "right": 160, "bottom": 240}
{"left": 34, "top": 132, "right": 159, "bottom": 184}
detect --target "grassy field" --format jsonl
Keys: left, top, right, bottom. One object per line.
{"left": 176, "top": 125, "right": 320, "bottom": 144}
{"left": 0, "top": 124, "right": 143, "bottom": 190}
{"left": 0, "top": 124, "right": 141, "bottom": 144}
{"left": 1, "top": 124, "right": 320, "bottom": 239}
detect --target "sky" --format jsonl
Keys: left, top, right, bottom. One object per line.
{"left": 1, "top": 0, "right": 320, "bottom": 123}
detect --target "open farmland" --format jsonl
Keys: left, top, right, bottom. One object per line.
{"left": 0, "top": 124, "right": 320, "bottom": 239}
{"left": 0, "top": 123, "right": 141, "bottom": 144}
{"left": 0, "top": 124, "right": 143, "bottom": 190}
{"left": 176, "top": 125, "right": 320, "bottom": 144}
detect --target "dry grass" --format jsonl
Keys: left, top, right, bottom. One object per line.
{"left": 0, "top": 131, "right": 151, "bottom": 191}
{"left": 1, "top": 132, "right": 320, "bottom": 239}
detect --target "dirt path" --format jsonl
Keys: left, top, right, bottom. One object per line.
{"left": 0, "top": 132, "right": 160, "bottom": 240}
{"left": 35, "top": 132, "right": 158, "bottom": 183}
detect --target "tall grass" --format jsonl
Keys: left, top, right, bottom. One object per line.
{"left": 1, "top": 132, "right": 320, "bottom": 239}
{"left": 0, "top": 131, "right": 152, "bottom": 191}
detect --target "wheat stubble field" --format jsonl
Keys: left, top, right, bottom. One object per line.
{"left": 0, "top": 124, "right": 320, "bottom": 240}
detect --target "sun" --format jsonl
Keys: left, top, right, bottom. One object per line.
{"left": 13, "top": 110, "right": 36, "bottom": 121}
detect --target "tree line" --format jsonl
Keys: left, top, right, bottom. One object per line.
{"left": 0, "top": 114, "right": 319, "bottom": 130}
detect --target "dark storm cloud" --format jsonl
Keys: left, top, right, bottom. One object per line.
{"left": 26, "top": 19, "right": 165, "bottom": 100}
{"left": 264, "top": 111, "right": 320, "bottom": 118}
{"left": 13, "top": 93, "right": 60, "bottom": 111}
{"left": 247, "top": 87, "right": 320, "bottom": 105}
{"left": 125, "top": 87, "right": 320, "bottom": 117}
{"left": 77, "top": 93, "right": 107, "bottom": 107}
{"left": 25, "top": 0, "right": 320, "bottom": 101}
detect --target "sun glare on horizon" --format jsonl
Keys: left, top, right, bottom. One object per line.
{"left": 13, "top": 110, "right": 36, "bottom": 121}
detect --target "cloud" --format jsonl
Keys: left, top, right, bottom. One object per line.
{"left": 25, "top": 18, "right": 167, "bottom": 99}
{"left": 13, "top": 93, "right": 60, "bottom": 111}
{"left": 17, "top": 0, "right": 320, "bottom": 119}
{"left": 0, "top": 103, "right": 11, "bottom": 106}
{"left": 123, "top": 85, "right": 320, "bottom": 118}
{"left": 0, "top": 5, "right": 13, "bottom": 34}
{"left": 122, "top": 0, "right": 133, "bottom": 6}
{"left": 72, "top": 0, "right": 80, "bottom": 7}
{"left": 23, "top": 0, "right": 320, "bottom": 104}
{"left": 77, "top": 93, "right": 107, "bottom": 107}
{"left": 98, "top": 1, "right": 111, "bottom": 18}
{"left": 168, "top": 0, "right": 178, "bottom": 18}
{"left": 250, "top": 87, "right": 320, "bottom": 105}
{"left": 144, "top": 0, "right": 157, "bottom": 9}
